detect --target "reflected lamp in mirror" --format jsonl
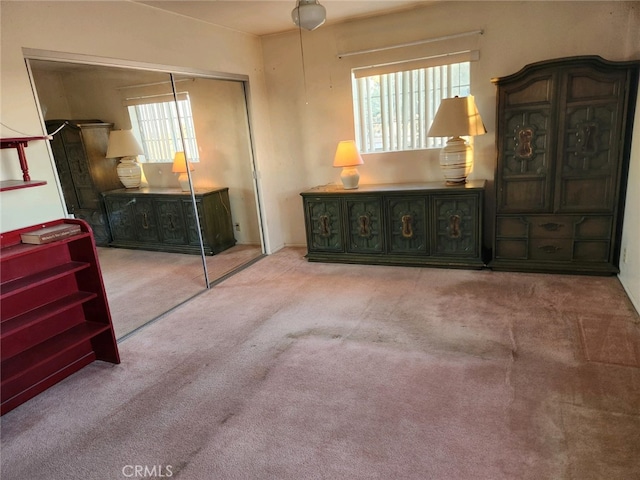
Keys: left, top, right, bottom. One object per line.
{"left": 291, "top": 0, "right": 326, "bottom": 31}
{"left": 427, "top": 95, "right": 486, "bottom": 185}
{"left": 172, "top": 151, "right": 195, "bottom": 191}
{"left": 106, "top": 129, "right": 144, "bottom": 189}
{"left": 333, "top": 140, "right": 364, "bottom": 190}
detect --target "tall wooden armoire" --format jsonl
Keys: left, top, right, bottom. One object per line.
{"left": 490, "top": 56, "right": 639, "bottom": 274}
{"left": 46, "top": 120, "right": 122, "bottom": 246}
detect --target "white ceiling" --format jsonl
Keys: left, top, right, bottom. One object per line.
{"left": 135, "top": 1, "right": 429, "bottom": 36}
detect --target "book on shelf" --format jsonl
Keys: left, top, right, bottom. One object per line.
{"left": 20, "top": 223, "right": 82, "bottom": 245}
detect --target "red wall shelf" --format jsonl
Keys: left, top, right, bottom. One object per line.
{"left": 1, "top": 136, "right": 51, "bottom": 192}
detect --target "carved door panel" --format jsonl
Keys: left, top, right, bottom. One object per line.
{"left": 156, "top": 198, "right": 188, "bottom": 245}
{"left": 185, "top": 199, "right": 205, "bottom": 247}
{"left": 132, "top": 197, "right": 160, "bottom": 242}
{"left": 386, "top": 196, "right": 428, "bottom": 254}
{"left": 432, "top": 195, "right": 479, "bottom": 257}
{"left": 555, "top": 68, "right": 628, "bottom": 212}
{"left": 305, "top": 198, "right": 343, "bottom": 252}
{"left": 496, "top": 73, "right": 557, "bottom": 213}
{"left": 346, "top": 197, "right": 383, "bottom": 253}
{"left": 104, "top": 197, "right": 136, "bottom": 241}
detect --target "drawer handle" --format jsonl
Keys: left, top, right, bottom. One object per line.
{"left": 141, "top": 212, "right": 149, "bottom": 229}
{"left": 167, "top": 213, "right": 176, "bottom": 230}
{"left": 401, "top": 214, "right": 413, "bottom": 239}
{"left": 539, "top": 245, "right": 561, "bottom": 254}
{"left": 539, "top": 222, "right": 564, "bottom": 231}
{"left": 358, "top": 215, "right": 371, "bottom": 237}
{"left": 449, "top": 214, "right": 461, "bottom": 239}
{"left": 318, "top": 214, "right": 331, "bottom": 237}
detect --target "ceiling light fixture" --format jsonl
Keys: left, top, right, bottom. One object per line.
{"left": 291, "top": 0, "right": 326, "bottom": 31}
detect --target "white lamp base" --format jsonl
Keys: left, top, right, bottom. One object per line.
{"left": 177, "top": 173, "right": 191, "bottom": 191}
{"left": 439, "top": 136, "right": 473, "bottom": 185}
{"left": 340, "top": 166, "right": 360, "bottom": 189}
{"left": 116, "top": 157, "right": 141, "bottom": 188}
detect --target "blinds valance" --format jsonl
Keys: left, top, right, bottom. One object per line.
{"left": 122, "top": 92, "right": 188, "bottom": 107}
{"left": 352, "top": 50, "right": 479, "bottom": 79}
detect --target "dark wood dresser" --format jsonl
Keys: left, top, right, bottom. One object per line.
{"left": 102, "top": 187, "right": 236, "bottom": 255}
{"left": 301, "top": 181, "right": 485, "bottom": 269}
{"left": 490, "top": 56, "right": 639, "bottom": 274}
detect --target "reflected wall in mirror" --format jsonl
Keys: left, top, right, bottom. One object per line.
{"left": 28, "top": 59, "right": 264, "bottom": 339}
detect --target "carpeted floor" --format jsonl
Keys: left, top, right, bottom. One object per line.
{"left": 1, "top": 247, "right": 639, "bottom": 479}
{"left": 99, "top": 244, "right": 263, "bottom": 338}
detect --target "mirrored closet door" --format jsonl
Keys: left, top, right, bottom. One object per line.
{"left": 28, "top": 59, "right": 264, "bottom": 339}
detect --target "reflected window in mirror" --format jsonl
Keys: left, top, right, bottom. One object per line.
{"left": 126, "top": 94, "right": 200, "bottom": 163}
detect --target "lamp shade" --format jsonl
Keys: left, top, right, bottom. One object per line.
{"left": 105, "top": 130, "right": 143, "bottom": 158}
{"left": 333, "top": 140, "right": 364, "bottom": 168}
{"left": 427, "top": 95, "right": 487, "bottom": 138}
{"left": 172, "top": 151, "right": 194, "bottom": 173}
{"left": 291, "top": 0, "right": 326, "bottom": 31}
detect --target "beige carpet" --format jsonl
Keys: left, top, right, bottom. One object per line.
{"left": 1, "top": 247, "right": 639, "bottom": 479}
{"left": 98, "top": 244, "right": 263, "bottom": 338}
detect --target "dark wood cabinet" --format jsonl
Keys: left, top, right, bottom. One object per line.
{"left": 103, "top": 187, "right": 236, "bottom": 255}
{"left": 0, "top": 219, "right": 120, "bottom": 415}
{"left": 46, "top": 120, "right": 122, "bottom": 246}
{"left": 301, "top": 181, "right": 485, "bottom": 268}
{"left": 490, "top": 56, "right": 639, "bottom": 274}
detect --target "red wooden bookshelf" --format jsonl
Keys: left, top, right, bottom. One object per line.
{"left": 0, "top": 218, "right": 120, "bottom": 415}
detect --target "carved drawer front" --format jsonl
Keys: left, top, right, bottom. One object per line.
{"left": 305, "top": 198, "right": 343, "bottom": 252}
{"left": 573, "top": 216, "right": 612, "bottom": 262}
{"left": 386, "top": 196, "right": 428, "bottom": 254}
{"left": 529, "top": 216, "right": 574, "bottom": 238}
{"left": 432, "top": 195, "right": 479, "bottom": 256}
{"left": 529, "top": 239, "right": 573, "bottom": 261}
{"left": 346, "top": 197, "right": 383, "bottom": 254}
{"left": 132, "top": 197, "right": 160, "bottom": 243}
{"left": 155, "top": 199, "right": 188, "bottom": 245}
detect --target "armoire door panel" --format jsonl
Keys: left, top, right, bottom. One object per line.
{"left": 503, "top": 75, "right": 555, "bottom": 106}
{"left": 500, "top": 178, "right": 548, "bottom": 212}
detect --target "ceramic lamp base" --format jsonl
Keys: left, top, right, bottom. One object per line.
{"left": 440, "top": 136, "right": 473, "bottom": 185}
{"left": 177, "top": 173, "right": 191, "bottom": 191}
{"left": 117, "top": 157, "right": 141, "bottom": 188}
{"left": 340, "top": 166, "right": 360, "bottom": 189}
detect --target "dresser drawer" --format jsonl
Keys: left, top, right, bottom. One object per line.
{"left": 530, "top": 239, "right": 573, "bottom": 261}
{"left": 529, "top": 216, "right": 574, "bottom": 238}
{"left": 497, "top": 215, "right": 613, "bottom": 239}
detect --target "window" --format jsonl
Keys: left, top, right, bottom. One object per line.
{"left": 127, "top": 95, "right": 200, "bottom": 163}
{"left": 352, "top": 61, "right": 470, "bottom": 154}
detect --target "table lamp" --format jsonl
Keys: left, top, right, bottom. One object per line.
{"left": 427, "top": 95, "right": 486, "bottom": 185}
{"left": 172, "top": 151, "right": 195, "bottom": 191}
{"left": 106, "top": 129, "right": 144, "bottom": 188}
{"left": 333, "top": 140, "right": 364, "bottom": 190}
